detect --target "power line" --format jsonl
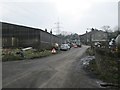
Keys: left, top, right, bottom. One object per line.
{"left": 54, "top": 19, "right": 63, "bottom": 35}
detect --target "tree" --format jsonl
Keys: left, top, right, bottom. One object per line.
{"left": 101, "top": 25, "right": 111, "bottom": 32}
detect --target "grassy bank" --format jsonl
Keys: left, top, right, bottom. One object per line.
{"left": 2, "top": 49, "right": 53, "bottom": 62}
{"left": 86, "top": 48, "right": 118, "bottom": 84}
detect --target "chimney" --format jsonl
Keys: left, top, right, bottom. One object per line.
{"left": 45, "top": 28, "right": 47, "bottom": 32}
{"left": 50, "top": 29, "right": 52, "bottom": 34}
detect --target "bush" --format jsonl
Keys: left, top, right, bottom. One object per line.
{"left": 2, "top": 49, "right": 52, "bottom": 61}
{"left": 24, "top": 50, "right": 52, "bottom": 59}
{"left": 86, "top": 48, "right": 95, "bottom": 56}
{"left": 89, "top": 58, "right": 118, "bottom": 84}
{"left": 2, "top": 54, "right": 24, "bottom": 61}
{"left": 86, "top": 47, "right": 119, "bottom": 84}
{"left": 89, "top": 60, "right": 98, "bottom": 73}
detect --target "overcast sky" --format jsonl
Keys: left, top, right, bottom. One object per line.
{"left": 0, "top": 0, "right": 119, "bottom": 35}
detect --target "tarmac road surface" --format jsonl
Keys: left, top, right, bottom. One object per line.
{"left": 2, "top": 45, "right": 100, "bottom": 88}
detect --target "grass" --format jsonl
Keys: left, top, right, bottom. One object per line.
{"left": 2, "top": 49, "right": 52, "bottom": 62}
{"left": 24, "top": 50, "right": 52, "bottom": 59}
{"left": 2, "top": 54, "right": 24, "bottom": 61}
{"left": 85, "top": 47, "right": 119, "bottom": 84}
{"left": 88, "top": 59, "right": 118, "bottom": 84}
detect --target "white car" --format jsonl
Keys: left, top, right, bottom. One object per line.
{"left": 60, "top": 44, "right": 70, "bottom": 51}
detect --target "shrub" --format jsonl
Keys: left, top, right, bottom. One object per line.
{"left": 86, "top": 48, "right": 95, "bottom": 56}
{"left": 24, "top": 50, "right": 51, "bottom": 59}
{"left": 2, "top": 54, "right": 24, "bottom": 61}
{"left": 2, "top": 48, "right": 52, "bottom": 61}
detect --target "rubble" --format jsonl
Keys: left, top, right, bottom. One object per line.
{"left": 81, "top": 56, "right": 95, "bottom": 67}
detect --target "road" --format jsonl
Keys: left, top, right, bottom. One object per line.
{"left": 3, "top": 45, "right": 100, "bottom": 88}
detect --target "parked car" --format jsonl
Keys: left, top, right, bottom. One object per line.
{"left": 60, "top": 44, "right": 70, "bottom": 51}
{"left": 67, "top": 43, "right": 72, "bottom": 49}
{"left": 77, "top": 43, "right": 82, "bottom": 47}
{"left": 73, "top": 43, "right": 78, "bottom": 48}
{"left": 76, "top": 42, "right": 82, "bottom": 47}
{"left": 74, "top": 45, "right": 78, "bottom": 48}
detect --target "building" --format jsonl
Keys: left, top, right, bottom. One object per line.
{"left": 1, "top": 22, "right": 64, "bottom": 50}
{"left": 80, "top": 29, "right": 108, "bottom": 45}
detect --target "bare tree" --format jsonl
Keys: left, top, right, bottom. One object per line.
{"left": 101, "top": 25, "right": 111, "bottom": 32}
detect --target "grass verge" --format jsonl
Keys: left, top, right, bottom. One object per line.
{"left": 2, "top": 49, "right": 53, "bottom": 62}
{"left": 85, "top": 47, "right": 118, "bottom": 85}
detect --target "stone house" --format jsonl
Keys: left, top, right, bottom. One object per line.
{"left": 79, "top": 29, "right": 108, "bottom": 46}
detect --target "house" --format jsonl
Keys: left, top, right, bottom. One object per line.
{"left": 79, "top": 29, "right": 108, "bottom": 46}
